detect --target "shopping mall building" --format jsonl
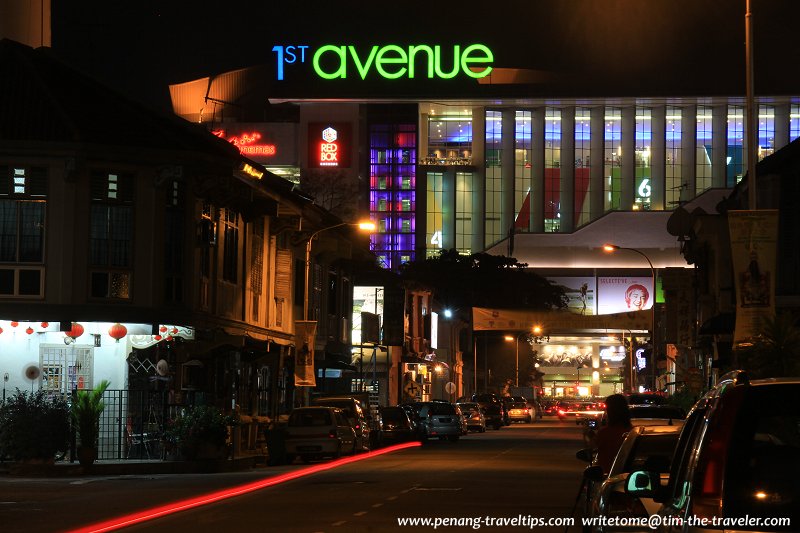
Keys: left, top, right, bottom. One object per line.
{"left": 165, "top": 4, "right": 799, "bottom": 397}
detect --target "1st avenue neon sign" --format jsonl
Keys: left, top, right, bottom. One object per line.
{"left": 271, "top": 43, "right": 493, "bottom": 81}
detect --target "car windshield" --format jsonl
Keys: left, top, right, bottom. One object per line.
{"left": 288, "top": 409, "right": 332, "bottom": 427}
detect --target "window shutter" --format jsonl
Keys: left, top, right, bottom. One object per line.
{"left": 275, "top": 249, "right": 291, "bottom": 300}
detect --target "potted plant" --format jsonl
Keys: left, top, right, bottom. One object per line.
{"left": 71, "top": 380, "right": 111, "bottom": 467}
{"left": 165, "top": 404, "right": 237, "bottom": 460}
{"left": 0, "top": 389, "right": 70, "bottom": 463}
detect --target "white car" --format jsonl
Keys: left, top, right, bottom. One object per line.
{"left": 284, "top": 406, "right": 357, "bottom": 463}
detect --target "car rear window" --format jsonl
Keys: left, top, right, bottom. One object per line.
{"left": 381, "top": 408, "right": 406, "bottom": 423}
{"left": 723, "top": 384, "right": 800, "bottom": 528}
{"left": 629, "top": 405, "right": 685, "bottom": 419}
{"left": 429, "top": 403, "right": 457, "bottom": 415}
{"left": 288, "top": 409, "right": 332, "bottom": 427}
{"left": 314, "top": 399, "right": 355, "bottom": 417}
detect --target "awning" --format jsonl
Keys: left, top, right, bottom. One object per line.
{"left": 699, "top": 313, "right": 735, "bottom": 335}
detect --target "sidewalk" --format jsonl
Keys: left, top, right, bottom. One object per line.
{"left": 0, "top": 453, "right": 270, "bottom": 477}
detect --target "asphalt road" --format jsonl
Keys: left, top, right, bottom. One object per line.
{"left": 0, "top": 419, "right": 588, "bottom": 533}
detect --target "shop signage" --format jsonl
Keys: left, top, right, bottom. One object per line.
{"left": 272, "top": 43, "right": 493, "bottom": 81}
{"left": 309, "top": 123, "right": 351, "bottom": 168}
{"left": 213, "top": 130, "right": 277, "bottom": 158}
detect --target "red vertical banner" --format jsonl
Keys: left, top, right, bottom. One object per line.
{"left": 294, "top": 320, "right": 317, "bottom": 387}
{"left": 728, "top": 210, "right": 779, "bottom": 348}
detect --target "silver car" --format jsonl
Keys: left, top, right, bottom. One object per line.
{"left": 418, "top": 401, "right": 462, "bottom": 441}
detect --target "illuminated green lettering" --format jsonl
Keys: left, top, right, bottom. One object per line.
{"left": 461, "top": 44, "right": 493, "bottom": 78}
{"left": 375, "top": 45, "right": 407, "bottom": 79}
{"left": 308, "top": 43, "right": 494, "bottom": 80}
{"left": 313, "top": 45, "right": 347, "bottom": 79}
{"left": 408, "top": 45, "right": 434, "bottom": 78}
{"left": 434, "top": 45, "right": 460, "bottom": 79}
{"left": 348, "top": 45, "right": 379, "bottom": 80}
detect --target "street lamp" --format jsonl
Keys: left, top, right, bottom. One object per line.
{"left": 304, "top": 221, "right": 375, "bottom": 322}
{"left": 504, "top": 332, "right": 527, "bottom": 387}
{"left": 603, "top": 243, "right": 657, "bottom": 391}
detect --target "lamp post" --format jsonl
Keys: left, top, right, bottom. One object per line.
{"left": 504, "top": 332, "right": 526, "bottom": 387}
{"left": 603, "top": 244, "right": 657, "bottom": 391}
{"left": 304, "top": 221, "right": 375, "bottom": 322}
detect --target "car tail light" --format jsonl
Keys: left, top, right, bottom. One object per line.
{"left": 557, "top": 409, "right": 565, "bottom": 416}
{"left": 692, "top": 387, "right": 746, "bottom": 520}
{"left": 328, "top": 430, "right": 337, "bottom": 438}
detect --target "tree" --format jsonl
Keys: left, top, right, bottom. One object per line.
{"left": 736, "top": 312, "right": 800, "bottom": 378}
{"left": 299, "top": 168, "right": 359, "bottom": 221}
{"left": 399, "top": 249, "right": 568, "bottom": 313}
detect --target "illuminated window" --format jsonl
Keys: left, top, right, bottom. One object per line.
{"left": 515, "top": 111, "right": 531, "bottom": 230}
{"left": 604, "top": 107, "right": 622, "bottom": 211}
{"left": 791, "top": 104, "right": 800, "bottom": 141}
{"left": 727, "top": 105, "right": 744, "bottom": 186}
{"left": 427, "top": 110, "right": 472, "bottom": 164}
{"left": 426, "top": 172, "right": 444, "bottom": 254}
{"left": 696, "top": 106, "right": 713, "bottom": 194}
{"left": 485, "top": 110, "right": 503, "bottom": 246}
{"left": 575, "top": 108, "right": 591, "bottom": 226}
{"left": 455, "top": 172, "right": 473, "bottom": 255}
{"left": 635, "top": 107, "right": 652, "bottom": 210}
{"left": 545, "top": 108, "right": 561, "bottom": 231}
{"left": 665, "top": 106, "right": 683, "bottom": 208}
{"left": 758, "top": 104, "right": 775, "bottom": 160}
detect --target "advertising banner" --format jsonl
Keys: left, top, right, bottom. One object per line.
{"left": 597, "top": 277, "right": 654, "bottom": 315}
{"left": 728, "top": 210, "right": 779, "bottom": 347}
{"left": 472, "top": 307, "right": 651, "bottom": 332}
{"left": 294, "top": 320, "right": 318, "bottom": 387}
{"left": 547, "top": 277, "right": 596, "bottom": 315}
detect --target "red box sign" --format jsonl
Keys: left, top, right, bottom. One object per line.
{"left": 308, "top": 123, "right": 351, "bottom": 168}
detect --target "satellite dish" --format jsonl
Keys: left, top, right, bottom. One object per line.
{"left": 24, "top": 365, "right": 41, "bottom": 380}
{"left": 156, "top": 359, "right": 169, "bottom": 376}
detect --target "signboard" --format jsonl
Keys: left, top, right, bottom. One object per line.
{"left": 548, "top": 277, "right": 596, "bottom": 315}
{"left": 597, "top": 276, "right": 654, "bottom": 315}
{"left": 352, "top": 286, "right": 384, "bottom": 346}
{"left": 308, "top": 123, "right": 351, "bottom": 168}
{"left": 294, "top": 320, "right": 317, "bottom": 387}
{"left": 272, "top": 43, "right": 494, "bottom": 81}
{"left": 211, "top": 123, "right": 297, "bottom": 166}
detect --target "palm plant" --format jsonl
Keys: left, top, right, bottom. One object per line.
{"left": 71, "top": 380, "right": 111, "bottom": 451}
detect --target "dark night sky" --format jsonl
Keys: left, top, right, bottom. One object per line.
{"left": 48, "top": 0, "right": 800, "bottom": 112}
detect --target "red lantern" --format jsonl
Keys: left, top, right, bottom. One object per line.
{"left": 10, "top": 321, "right": 18, "bottom": 328}
{"left": 0, "top": 327, "right": 4, "bottom": 334}
{"left": 171, "top": 327, "right": 178, "bottom": 334}
{"left": 26, "top": 327, "right": 34, "bottom": 335}
{"left": 41, "top": 322, "right": 49, "bottom": 328}
{"left": 166, "top": 335, "right": 173, "bottom": 342}
{"left": 108, "top": 323, "right": 127, "bottom": 342}
{"left": 154, "top": 334, "right": 162, "bottom": 341}
{"left": 68, "top": 322, "right": 84, "bottom": 339}
{"left": 159, "top": 326, "right": 168, "bottom": 333}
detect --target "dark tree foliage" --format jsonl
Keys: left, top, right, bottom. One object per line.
{"left": 399, "top": 249, "right": 568, "bottom": 313}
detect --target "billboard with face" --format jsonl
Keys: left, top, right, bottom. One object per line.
{"left": 597, "top": 277, "right": 653, "bottom": 314}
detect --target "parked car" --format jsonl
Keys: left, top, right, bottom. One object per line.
{"left": 417, "top": 401, "right": 462, "bottom": 441}
{"left": 310, "top": 396, "right": 371, "bottom": 452}
{"left": 284, "top": 407, "right": 357, "bottom": 463}
{"left": 472, "top": 393, "right": 505, "bottom": 430}
{"left": 541, "top": 399, "right": 560, "bottom": 416}
{"left": 506, "top": 400, "right": 534, "bottom": 423}
{"left": 378, "top": 406, "right": 416, "bottom": 443}
{"left": 583, "top": 425, "right": 682, "bottom": 532}
{"left": 625, "top": 371, "right": 800, "bottom": 532}
{"left": 456, "top": 402, "right": 487, "bottom": 432}
{"left": 398, "top": 402, "right": 426, "bottom": 441}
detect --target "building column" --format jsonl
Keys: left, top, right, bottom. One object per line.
{"left": 681, "top": 105, "right": 697, "bottom": 203}
{"left": 621, "top": 106, "right": 635, "bottom": 210}
{"left": 501, "top": 109, "right": 516, "bottom": 237}
{"left": 590, "top": 106, "right": 605, "bottom": 220}
{"left": 712, "top": 105, "right": 727, "bottom": 188}
{"left": 472, "top": 107, "right": 486, "bottom": 252}
{"left": 774, "top": 103, "right": 790, "bottom": 150}
{"left": 531, "top": 107, "right": 545, "bottom": 232}
{"left": 651, "top": 105, "right": 666, "bottom": 211}
{"left": 560, "top": 106, "right": 576, "bottom": 232}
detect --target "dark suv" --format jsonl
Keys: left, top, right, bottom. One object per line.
{"left": 472, "top": 393, "right": 505, "bottom": 430}
{"left": 626, "top": 371, "right": 800, "bottom": 531}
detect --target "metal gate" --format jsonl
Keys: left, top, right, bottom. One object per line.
{"left": 96, "top": 389, "right": 167, "bottom": 460}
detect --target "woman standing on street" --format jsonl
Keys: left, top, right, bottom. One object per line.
{"left": 593, "top": 394, "right": 632, "bottom": 474}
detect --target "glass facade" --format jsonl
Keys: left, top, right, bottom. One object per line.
{"left": 758, "top": 104, "right": 775, "bottom": 160}
{"left": 604, "top": 107, "right": 621, "bottom": 212}
{"left": 545, "top": 108, "right": 561, "bottom": 231}
{"left": 635, "top": 107, "right": 652, "bottom": 210}
{"left": 696, "top": 106, "right": 713, "bottom": 194}
{"left": 514, "top": 111, "right": 531, "bottom": 228}
{"left": 426, "top": 171, "right": 444, "bottom": 258}
{"left": 485, "top": 110, "right": 503, "bottom": 247}
{"left": 727, "top": 105, "right": 744, "bottom": 186}
{"left": 455, "top": 172, "right": 473, "bottom": 254}
{"left": 665, "top": 106, "right": 683, "bottom": 208}
{"left": 791, "top": 104, "right": 800, "bottom": 141}
{"left": 575, "top": 107, "right": 591, "bottom": 227}
{"left": 426, "top": 112, "right": 472, "bottom": 164}
{"left": 369, "top": 123, "right": 416, "bottom": 270}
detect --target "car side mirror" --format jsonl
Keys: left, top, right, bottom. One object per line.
{"left": 583, "top": 465, "right": 605, "bottom": 482}
{"left": 576, "top": 448, "right": 595, "bottom": 463}
{"left": 625, "top": 470, "right": 663, "bottom": 499}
